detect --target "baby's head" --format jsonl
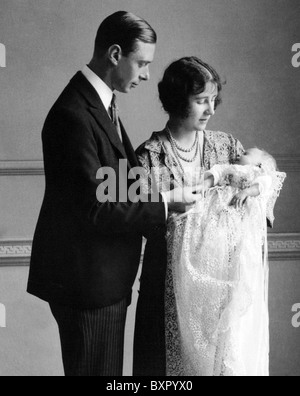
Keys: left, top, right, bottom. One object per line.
{"left": 236, "top": 148, "right": 277, "bottom": 172}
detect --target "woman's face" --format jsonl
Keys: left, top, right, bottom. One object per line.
{"left": 182, "top": 81, "right": 218, "bottom": 132}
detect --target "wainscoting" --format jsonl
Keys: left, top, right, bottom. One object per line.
{"left": 1, "top": 156, "right": 300, "bottom": 176}
{"left": 1, "top": 233, "right": 300, "bottom": 267}
{"left": 0, "top": 161, "right": 44, "bottom": 176}
{"left": 0, "top": 240, "right": 32, "bottom": 267}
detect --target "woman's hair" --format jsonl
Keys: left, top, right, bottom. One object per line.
{"left": 94, "top": 11, "right": 157, "bottom": 57}
{"left": 158, "top": 56, "right": 223, "bottom": 119}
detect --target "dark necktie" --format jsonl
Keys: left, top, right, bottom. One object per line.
{"left": 110, "top": 94, "right": 123, "bottom": 143}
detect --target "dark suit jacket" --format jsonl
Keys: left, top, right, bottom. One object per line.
{"left": 27, "top": 72, "right": 166, "bottom": 308}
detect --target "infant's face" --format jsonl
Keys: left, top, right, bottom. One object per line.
{"left": 236, "top": 148, "right": 263, "bottom": 167}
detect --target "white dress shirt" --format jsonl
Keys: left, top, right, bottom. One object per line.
{"left": 82, "top": 65, "right": 113, "bottom": 113}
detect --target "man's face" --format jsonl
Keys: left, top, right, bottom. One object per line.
{"left": 112, "top": 41, "right": 156, "bottom": 93}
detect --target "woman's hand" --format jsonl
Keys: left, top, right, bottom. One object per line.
{"left": 230, "top": 191, "right": 249, "bottom": 209}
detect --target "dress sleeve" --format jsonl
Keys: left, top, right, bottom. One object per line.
{"left": 136, "top": 147, "right": 155, "bottom": 195}
{"left": 228, "top": 134, "right": 245, "bottom": 162}
{"left": 136, "top": 145, "right": 169, "bottom": 221}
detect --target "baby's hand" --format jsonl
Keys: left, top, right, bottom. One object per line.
{"left": 230, "top": 191, "right": 249, "bottom": 209}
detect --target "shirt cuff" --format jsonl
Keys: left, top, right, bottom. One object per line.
{"left": 160, "top": 192, "right": 169, "bottom": 220}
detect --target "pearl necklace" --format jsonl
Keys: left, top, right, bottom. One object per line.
{"left": 166, "top": 125, "right": 199, "bottom": 153}
{"left": 166, "top": 126, "right": 199, "bottom": 164}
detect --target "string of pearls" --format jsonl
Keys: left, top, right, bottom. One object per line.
{"left": 166, "top": 125, "right": 199, "bottom": 164}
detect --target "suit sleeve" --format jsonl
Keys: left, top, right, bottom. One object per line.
{"left": 43, "top": 109, "right": 166, "bottom": 235}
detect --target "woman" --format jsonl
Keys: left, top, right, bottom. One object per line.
{"left": 134, "top": 56, "right": 285, "bottom": 376}
{"left": 133, "top": 56, "right": 245, "bottom": 376}
{"left": 134, "top": 57, "right": 244, "bottom": 376}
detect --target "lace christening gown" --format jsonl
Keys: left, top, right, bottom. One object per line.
{"left": 166, "top": 165, "right": 286, "bottom": 376}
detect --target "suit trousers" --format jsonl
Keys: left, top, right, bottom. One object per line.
{"left": 50, "top": 298, "right": 128, "bottom": 376}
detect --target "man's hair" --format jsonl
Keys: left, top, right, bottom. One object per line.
{"left": 158, "top": 56, "right": 223, "bottom": 119}
{"left": 94, "top": 11, "right": 157, "bottom": 57}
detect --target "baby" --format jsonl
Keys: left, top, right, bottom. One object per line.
{"left": 203, "top": 148, "right": 277, "bottom": 209}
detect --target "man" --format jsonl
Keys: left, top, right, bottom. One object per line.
{"left": 27, "top": 11, "right": 199, "bottom": 376}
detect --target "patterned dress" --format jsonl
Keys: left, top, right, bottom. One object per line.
{"left": 133, "top": 128, "right": 244, "bottom": 376}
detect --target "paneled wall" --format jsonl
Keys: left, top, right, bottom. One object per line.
{"left": 0, "top": 0, "right": 299, "bottom": 376}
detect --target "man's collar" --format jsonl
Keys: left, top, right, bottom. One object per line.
{"left": 82, "top": 65, "right": 113, "bottom": 112}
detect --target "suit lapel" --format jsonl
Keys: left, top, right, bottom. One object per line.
{"left": 89, "top": 106, "right": 128, "bottom": 161}
{"left": 70, "top": 72, "right": 128, "bottom": 161}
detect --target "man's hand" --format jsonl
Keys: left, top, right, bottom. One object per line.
{"left": 164, "top": 186, "right": 203, "bottom": 213}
